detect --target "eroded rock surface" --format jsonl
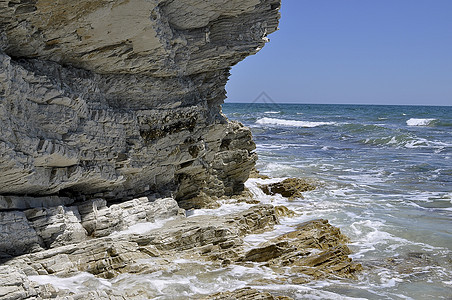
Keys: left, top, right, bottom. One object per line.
{"left": 1, "top": 201, "right": 361, "bottom": 299}
{"left": 0, "top": 196, "right": 182, "bottom": 258}
{"left": 240, "top": 219, "right": 362, "bottom": 282}
{"left": 0, "top": 0, "right": 280, "bottom": 204}
{"left": 0, "top": 0, "right": 280, "bottom": 258}
{"left": 204, "top": 287, "right": 293, "bottom": 300}
{"left": 259, "top": 178, "right": 317, "bottom": 200}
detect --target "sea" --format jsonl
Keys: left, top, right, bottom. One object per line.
{"left": 221, "top": 103, "right": 452, "bottom": 299}
{"left": 29, "top": 103, "right": 452, "bottom": 299}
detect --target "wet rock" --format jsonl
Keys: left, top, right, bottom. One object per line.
{"left": 240, "top": 219, "right": 362, "bottom": 281}
{"left": 259, "top": 178, "right": 317, "bottom": 200}
{"left": 204, "top": 287, "right": 293, "bottom": 300}
{"left": 242, "top": 242, "right": 289, "bottom": 262}
{"left": 274, "top": 205, "right": 296, "bottom": 218}
{"left": 363, "top": 251, "right": 451, "bottom": 279}
{"left": 1, "top": 204, "right": 361, "bottom": 298}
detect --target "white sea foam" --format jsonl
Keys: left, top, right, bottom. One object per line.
{"left": 264, "top": 111, "right": 280, "bottom": 114}
{"left": 29, "top": 273, "right": 112, "bottom": 293}
{"left": 406, "top": 118, "right": 436, "bottom": 126}
{"left": 404, "top": 138, "right": 429, "bottom": 148}
{"left": 187, "top": 201, "right": 254, "bottom": 217}
{"left": 259, "top": 162, "right": 300, "bottom": 177}
{"left": 256, "top": 117, "right": 336, "bottom": 127}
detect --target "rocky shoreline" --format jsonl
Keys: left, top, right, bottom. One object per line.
{"left": 1, "top": 1, "right": 362, "bottom": 298}
{"left": 0, "top": 179, "right": 362, "bottom": 299}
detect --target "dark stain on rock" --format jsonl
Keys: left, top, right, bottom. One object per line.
{"left": 140, "top": 116, "right": 197, "bottom": 143}
{"left": 15, "top": 4, "right": 37, "bottom": 14}
{"left": 188, "top": 145, "right": 199, "bottom": 158}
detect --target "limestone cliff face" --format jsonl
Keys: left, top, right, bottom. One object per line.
{"left": 0, "top": 0, "right": 280, "bottom": 204}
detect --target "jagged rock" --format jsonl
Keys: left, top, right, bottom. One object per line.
{"left": 0, "top": 0, "right": 280, "bottom": 266}
{"left": 177, "top": 192, "right": 222, "bottom": 210}
{"left": 273, "top": 205, "right": 297, "bottom": 218}
{"left": 3, "top": 204, "right": 279, "bottom": 279}
{"left": 0, "top": 2, "right": 363, "bottom": 298}
{"left": 204, "top": 287, "right": 293, "bottom": 300}
{"left": 25, "top": 205, "right": 88, "bottom": 249}
{"left": 259, "top": 178, "right": 317, "bottom": 200}
{"left": 240, "top": 219, "right": 362, "bottom": 282}
{"left": 0, "top": 266, "right": 37, "bottom": 300}
{"left": 78, "top": 197, "right": 183, "bottom": 237}
{"left": 0, "top": 196, "right": 183, "bottom": 255}
{"left": 0, "top": 211, "right": 43, "bottom": 258}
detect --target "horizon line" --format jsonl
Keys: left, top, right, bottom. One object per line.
{"left": 224, "top": 101, "right": 452, "bottom": 107}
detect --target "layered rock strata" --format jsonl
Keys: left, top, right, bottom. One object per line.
{"left": 0, "top": 0, "right": 280, "bottom": 203}
{"left": 0, "top": 0, "right": 280, "bottom": 256}
{"left": 0, "top": 196, "right": 182, "bottom": 257}
{"left": 1, "top": 201, "right": 361, "bottom": 299}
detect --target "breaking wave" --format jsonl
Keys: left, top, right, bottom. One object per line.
{"left": 406, "top": 118, "right": 437, "bottom": 126}
{"left": 256, "top": 117, "right": 336, "bottom": 128}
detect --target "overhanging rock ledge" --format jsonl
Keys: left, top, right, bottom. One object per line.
{"left": 0, "top": 0, "right": 280, "bottom": 204}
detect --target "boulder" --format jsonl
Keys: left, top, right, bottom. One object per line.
{"left": 259, "top": 178, "right": 317, "bottom": 200}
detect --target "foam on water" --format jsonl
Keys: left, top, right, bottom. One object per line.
{"left": 187, "top": 201, "right": 254, "bottom": 217}
{"left": 221, "top": 104, "right": 451, "bottom": 298}
{"left": 29, "top": 273, "right": 112, "bottom": 294}
{"left": 406, "top": 118, "right": 437, "bottom": 126}
{"left": 256, "top": 117, "right": 336, "bottom": 127}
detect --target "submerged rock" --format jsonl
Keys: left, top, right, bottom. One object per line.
{"left": 259, "top": 178, "right": 317, "bottom": 200}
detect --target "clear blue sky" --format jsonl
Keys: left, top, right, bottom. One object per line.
{"left": 226, "top": 0, "right": 452, "bottom": 106}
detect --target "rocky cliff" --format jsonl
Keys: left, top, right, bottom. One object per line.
{"left": 0, "top": 0, "right": 279, "bottom": 203}
{"left": 0, "top": 0, "right": 280, "bottom": 257}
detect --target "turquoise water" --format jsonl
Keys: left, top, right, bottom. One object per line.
{"left": 223, "top": 103, "right": 452, "bottom": 299}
